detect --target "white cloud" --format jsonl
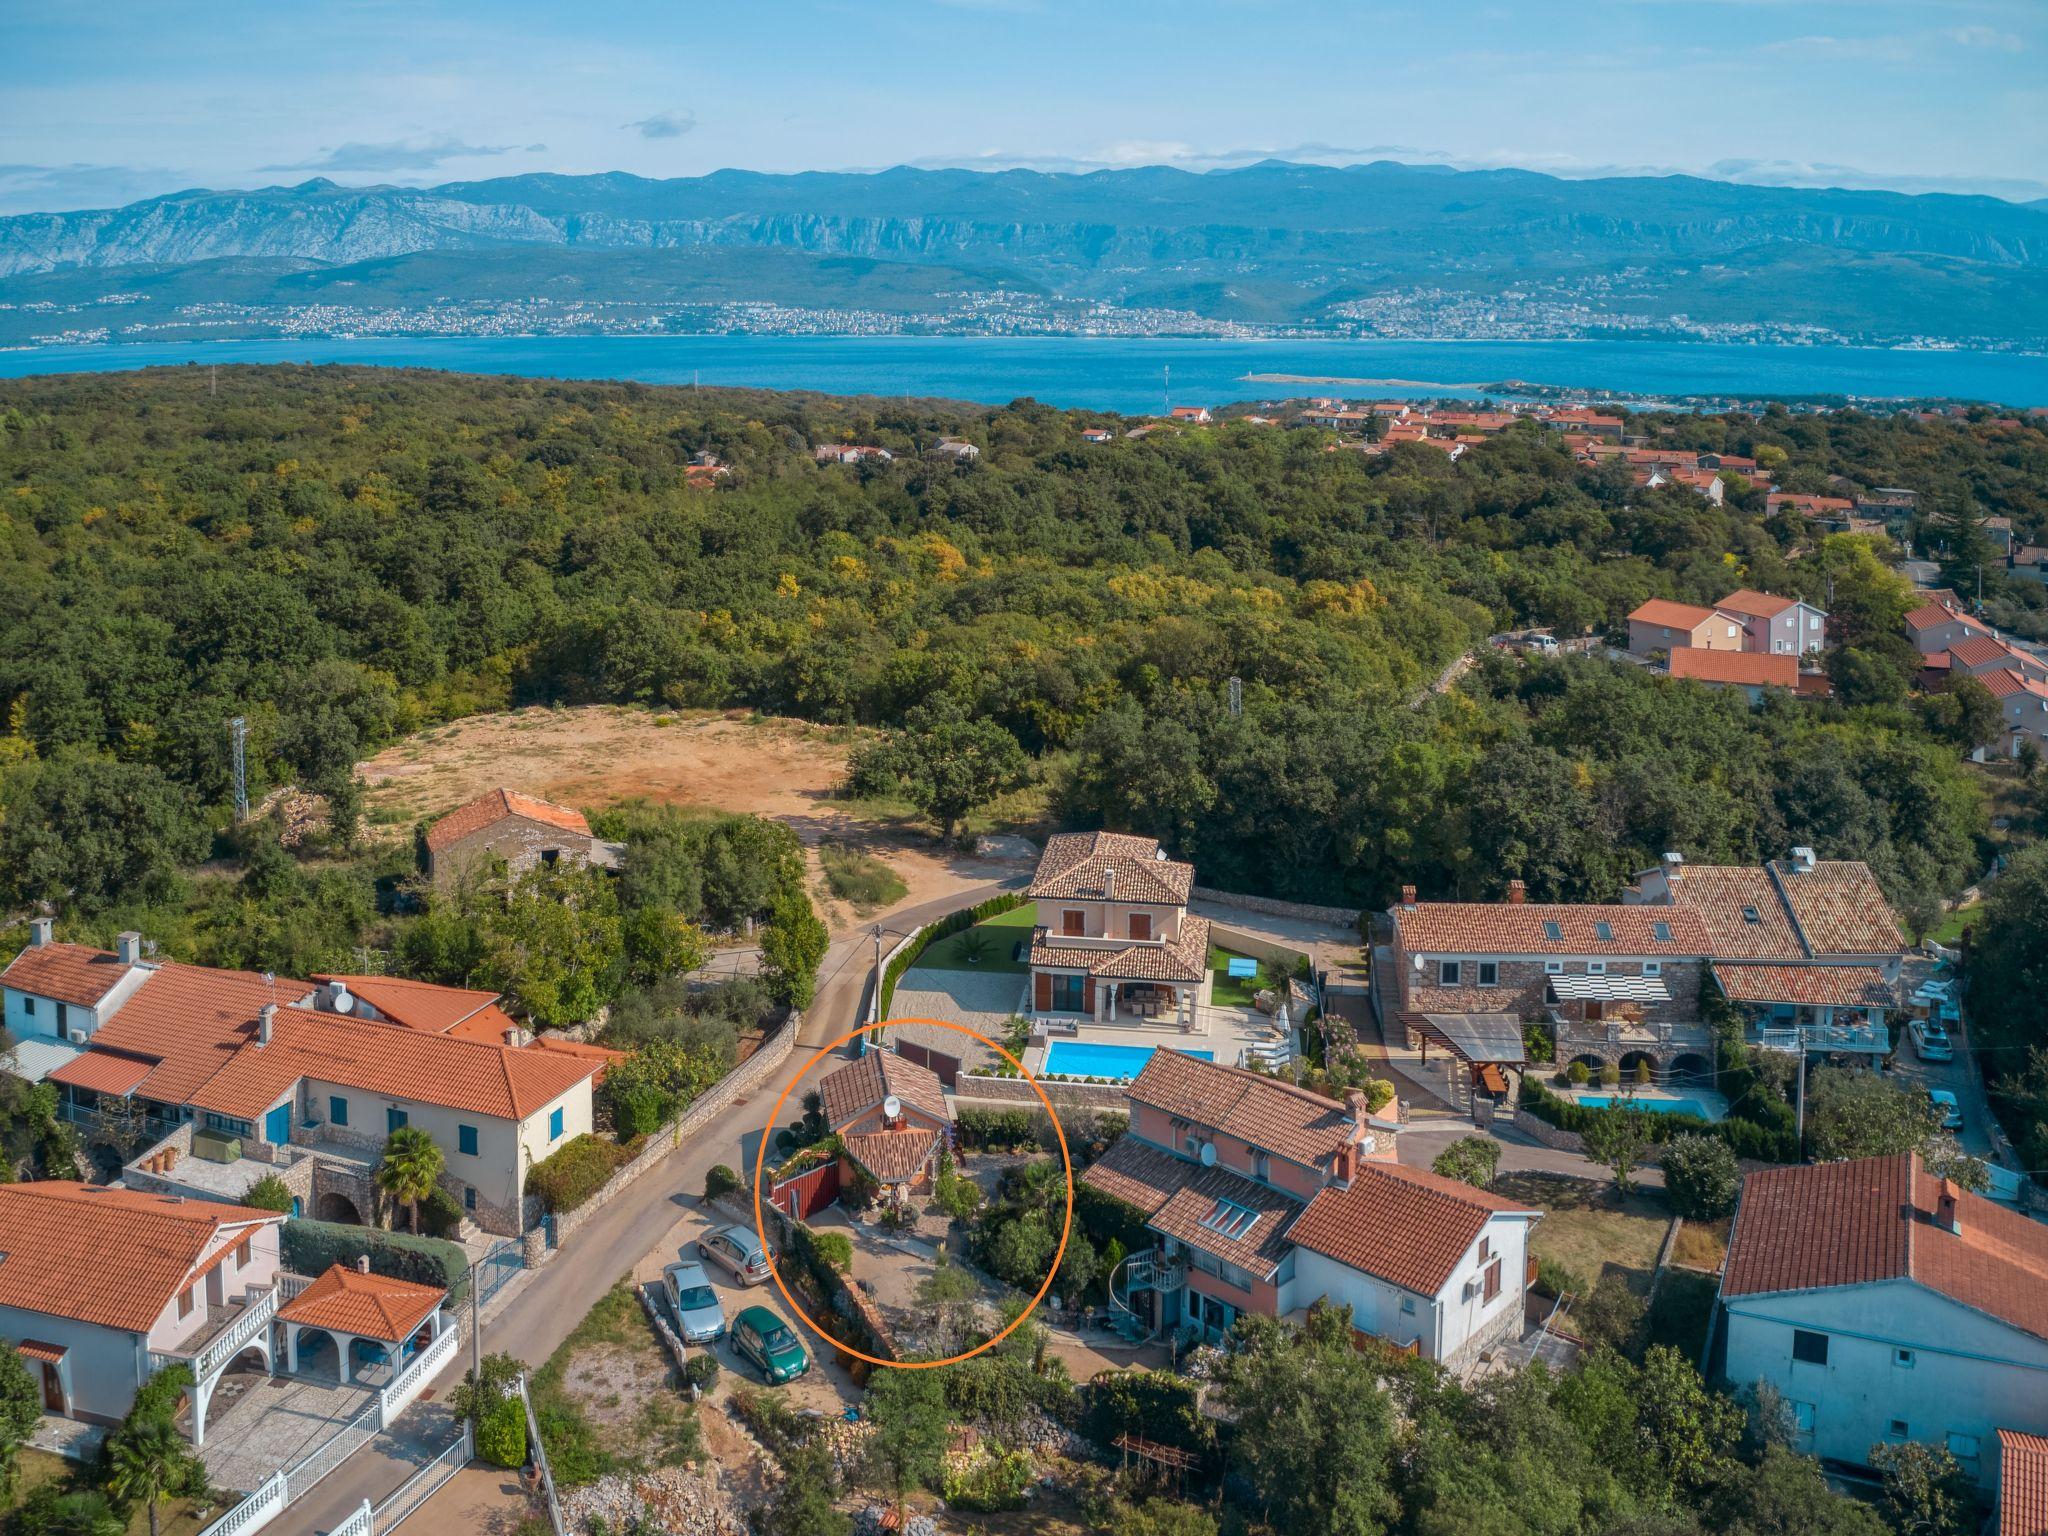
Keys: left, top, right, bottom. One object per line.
{"left": 622, "top": 109, "right": 696, "bottom": 140}
{"left": 262, "top": 135, "right": 529, "bottom": 173}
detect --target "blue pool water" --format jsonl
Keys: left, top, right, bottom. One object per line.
{"left": 1574, "top": 1094, "right": 1715, "bottom": 1119}
{"left": 1043, "top": 1042, "right": 1213, "bottom": 1080}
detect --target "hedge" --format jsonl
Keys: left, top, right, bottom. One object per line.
{"left": 527, "top": 1133, "right": 637, "bottom": 1214}
{"left": 476, "top": 1393, "right": 527, "bottom": 1468}
{"left": 1520, "top": 1079, "right": 1797, "bottom": 1164}
{"left": 956, "top": 1106, "right": 1037, "bottom": 1151}
{"left": 281, "top": 1218, "right": 471, "bottom": 1301}
{"left": 879, "top": 892, "right": 1029, "bottom": 1017}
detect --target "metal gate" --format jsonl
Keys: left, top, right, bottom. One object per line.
{"left": 474, "top": 1237, "right": 524, "bottom": 1307}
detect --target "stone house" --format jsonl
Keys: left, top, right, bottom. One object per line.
{"left": 817, "top": 1047, "right": 952, "bottom": 1196}
{"left": 423, "top": 787, "right": 621, "bottom": 885}
{"left": 1025, "top": 831, "right": 1211, "bottom": 1030}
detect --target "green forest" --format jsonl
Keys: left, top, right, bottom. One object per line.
{"left": 0, "top": 364, "right": 2040, "bottom": 925}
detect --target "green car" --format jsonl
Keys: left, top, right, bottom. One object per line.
{"left": 732, "top": 1305, "right": 810, "bottom": 1385}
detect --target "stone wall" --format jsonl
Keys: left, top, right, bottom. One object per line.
{"left": 1192, "top": 887, "right": 1361, "bottom": 929}
{"left": 954, "top": 1074, "right": 1129, "bottom": 1110}
{"left": 531, "top": 1013, "right": 799, "bottom": 1264}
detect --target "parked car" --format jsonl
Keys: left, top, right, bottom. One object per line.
{"left": 1910, "top": 1020, "right": 1955, "bottom": 1063}
{"left": 662, "top": 1258, "right": 727, "bottom": 1343}
{"left": 698, "top": 1225, "right": 773, "bottom": 1286}
{"left": 1928, "top": 1088, "right": 1963, "bottom": 1132}
{"left": 1525, "top": 632, "right": 1560, "bottom": 654}
{"left": 732, "top": 1305, "right": 810, "bottom": 1385}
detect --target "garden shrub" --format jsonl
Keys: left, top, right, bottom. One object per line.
{"left": 242, "top": 1173, "right": 294, "bottom": 1214}
{"left": 476, "top": 1393, "right": 527, "bottom": 1468}
{"left": 526, "top": 1134, "right": 632, "bottom": 1214}
{"left": 1599, "top": 1062, "right": 1621, "bottom": 1088}
{"left": 1634, "top": 1059, "right": 1653, "bottom": 1086}
{"left": 419, "top": 1185, "right": 465, "bottom": 1239}
{"left": 683, "top": 1353, "right": 721, "bottom": 1392}
{"left": 280, "top": 1219, "right": 469, "bottom": 1300}
{"left": 704, "top": 1164, "right": 741, "bottom": 1201}
{"left": 1520, "top": 1078, "right": 1797, "bottom": 1164}
{"left": 1567, "top": 1061, "right": 1591, "bottom": 1086}
{"left": 1659, "top": 1133, "right": 1741, "bottom": 1220}
{"left": 611, "top": 1079, "right": 673, "bottom": 1139}
{"left": 810, "top": 1230, "right": 853, "bottom": 1272}
{"left": 943, "top": 1448, "right": 1034, "bottom": 1512}
{"left": 956, "top": 1106, "right": 1035, "bottom": 1150}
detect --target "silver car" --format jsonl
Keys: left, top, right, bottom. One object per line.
{"left": 697, "top": 1224, "right": 773, "bottom": 1286}
{"left": 662, "top": 1258, "right": 727, "bottom": 1343}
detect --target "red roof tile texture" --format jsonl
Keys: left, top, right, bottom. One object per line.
{"left": 1662, "top": 860, "right": 1901, "bottom": 961}
{"left": 1392, "top": 902, "right": 1708, "bottom": 957}
{"left": 1667, "top": 649, "right": 1799, "bottom": 688}
{"left": 1713, "top": 588, "right": 1799, "bottom": 620}
{"left": 1288, "top": 1161, "right": 1538, "bottom": 1296}
{"left": 278, "top": 1262, "right": 445, "bottom": 1341}
{"left": 1628, "top": 598, "right": 1718, "bottom": 630}
{"left": 1, "top": 942, "right": 137, "bottom": 1008}
{"left": 309, "top": 975, "right": 501, "bottom": 1034}
{"left": 1028, "top": 831, "right": 1194, "bottom": 906}
{"left": 1949, "top": 634, "right": 2021, "bottom": 669}
{"left": 1029, "top": 915, "right": 1211, "bottom": 984}
{"left": 840, "top": 1128, "right": 940, "bottom": 1185}
{"left": 1081, "top": 1136, "right": 1301, "bottom": 1277}
{"left": 0, "top": 1182, "right": 282, "bottom": 1333}
{"left": 818, "top": 1049, "right": 950, "bottom": 1132}
{"left": 424, "top": 788, "right": 592, "bottom": 853}
{"left": 1722, "top": 1153, "right": 2048, "bottom": 1341}
{"left": 1128, "top": 1050, "right": 1362, "bottom": 1170}
{"left": 2000, "top": 1430, "right": 2048, "bottom": 1536}
{"left": 1711, "top": 963, "right": 1895, "bottom": 1009}
{"left": 1904, "top": 602, "right": 1984, "bottom": 634}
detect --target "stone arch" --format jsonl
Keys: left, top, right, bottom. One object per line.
{"left": 1618, "top": 1049, "right": 1661, "bottom": 1080}
{"left": 292, "top": 1327, "right": 341, "bottom": 1380}
{"left": 223, "top": 1339, "right": 271, "bottom": 1377}
{"left": 1668, "top": 1053, "right": 1713, "bottom": 1085}
{"left": 315, "top": 1190, "right": 363, "bottom": 1225}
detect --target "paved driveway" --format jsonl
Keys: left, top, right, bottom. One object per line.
{"left": 201, "top": 1374, "right": 375, "bottom": 1495}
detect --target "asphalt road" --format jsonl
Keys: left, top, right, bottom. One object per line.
{"left": 278, "top": 876, "right": 1022, "bottom": 1535}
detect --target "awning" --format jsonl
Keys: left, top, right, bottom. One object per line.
{"left": 1547, "top": 974, "right": 1671, "bottom": 1003}
{"left": 15, "top": 1340, "right": 66, "bottom": 1364}
{"left": 48, "top": 1050, "right": 156, "bottom": 1098}
{"left": 1416, "top": 1012, "right": 1527, "bottom": 1065}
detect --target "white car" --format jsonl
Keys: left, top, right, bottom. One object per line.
{"left": 662, "top": 1257, "right": 727, "bottom": 1344}
{"left": 1525, "top": 632, "right": 1560, "bottom": 654}
{"left": 1909, "top": 1020, "right": 1954, "bottom": 1063}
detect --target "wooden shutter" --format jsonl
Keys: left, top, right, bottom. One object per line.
{"left": 1034, "top": 973, "right": 1051, "bottom": 1011}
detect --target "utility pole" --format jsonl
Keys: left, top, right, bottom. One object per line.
{"left": 1163, "top": 364, "right": 1170, "bottom": 418}
{"left": 871, "top": 925, "right": 884, "bottom": 1029}
{"left": 229, "top": 717, "right": 248, "bottom": 821}
{"left": 1227, "top": 676, "right": 1242, "bottom": 717}
{"left": 1794, "top": 1037, "right": 1808, "bottom": 1144}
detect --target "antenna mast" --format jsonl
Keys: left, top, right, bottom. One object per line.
{"left": 229, "top": 716, "right": 248, "bottom": 821}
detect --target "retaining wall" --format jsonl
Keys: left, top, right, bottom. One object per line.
{"left": 530, "top": 1012, "right": 799, "bottom": 1264}
{"left": 954, "top": 1074, "right": 1129, "bottom": 1110}
{"left": 1192, "top": 887, "right": 1362, "bottom": 929}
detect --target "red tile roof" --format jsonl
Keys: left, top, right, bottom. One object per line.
{"left": 424, "top": 789, "right": 592, "bottom": 853}
{"left": 14, "top": 1340, "right": 64, "bottom": 1364}
{"left": 1029, "top": 915, "right": 1211, "bottom": 984}
{"left": 1, "top": 942, "right": 137, "bottom": 1008}
{"left": 1392, "top": 902, "right": 1709, "bottom": 957}
{"left": 55, "top": 961, "right": 316, "bottom": 1107}
{"left": 1980, "top": 668, "right": 2048, "bottom": 703}
{"left": 48, "top": 1049, "right": 155, "bottom": 1098}
{"left": 1288, "top": 1161, "right": 1539, "bottom": 1296}
{"left": 278, "top": 1263, "right": 445, "bottom": 1341}
{"left": 1714, "top": 589, "right": 1798, "bottom": 620}
{"left": 1999, "top": 1430, "right": 2048, "bottom": 1536}
{"left": 1661, "top": 860, "right": 1901, "bottom": 961}
{"left": 1711, "top": 963, "right": 1895, "bottom": 1009}
{"left": 1080, "top": 1136, "right": 1301, "bottom": 1278}
{"left": 309, "top": 975, "right": 502, "bottom": 1034}
{"left": 1667, "top": 649, "right": 1799, "bottom": 688}
{"left": 0, "top": 1182, "right": 282, "bottom": 1333}
{"left": 1722, "top": 1153, "right": 2048, "bottom": 1341}
{"left": 1628, "top": 598, "right": 1719, "bottom": 630}
{"left": 1904, "top": 602, "right": 1985, "bottom": 634}
{"left": 1028, "top": 831, "right": 1194, "bottom": 906}
{"left": 840, "top": 1127, "right": 939, "bottom": 1185}
{"left": 1949, "top": 634, "right": 2021, "bottom": 669}
{"left": 1768, "top": 859, "right": 1905, "bottom": 957}
{"left": 818, "top": 1048, "right": 949, "bottom": 1133}
{"left": 1128, "top": 1050, "right": 1362, "bottom": 1171}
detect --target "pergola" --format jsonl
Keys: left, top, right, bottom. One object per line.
{"left": 1414, "top": 1012, "right": 1526, "bottom": 1099}
{"left": 277, "top": 1262, "right": 448, "bottom": 1386}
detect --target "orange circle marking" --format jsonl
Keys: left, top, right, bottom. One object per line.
{"left": 751, "top": 1016, "right": 1073, "bottom": 1370}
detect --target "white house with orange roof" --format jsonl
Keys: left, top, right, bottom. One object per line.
{"left": 275, "top": 1260, "right": 450, "bottom": 1386}
{"left": 423, "top": 786, "right": 622, "bottom": 885}
{"left": 0, "top": 1181, "right": 284, "bottom": 1442}
{"left": 1716, "top": 1153, "right": 2048, "bottom": 1489}
{"left": 1981, "top": 667, "right": 2048, "bottom": 757}
{"left": 1, "top": 925, "right": 605, "bottom": 1236}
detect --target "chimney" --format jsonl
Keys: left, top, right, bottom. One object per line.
{"left": 116, "top": 931, "right": 142, "bottom": 965}
{"left": 1399, "top": 884, "right": 1417, "bottom": 910}
{"left": 1789, "top": 846, "right": 1817, "bottom": 874}
{"left": 1936, "top": 1180, "right": 1962, "bottom": 1236}
{"left": 355, "top": 1255, "right": 372, "bottom": 1275}
{"left": 1344, "top": 1088, "right": 1372, "bottom": 1132}
{"left": 1332, "top": 1143, "right": 1358, "bottom": 1186}
{"left": 1102, "top": 867, "right": 1115, "bottom": 903}
{"left": 258, "top": 1003, "right": 275, "bottom": 1046}
{"left": 1661, "top": 850, "right": 1684, "bottom": 876}
{"left": 503, "top": 1025, "right": 532, "bottom": 1049}
{"left": 28, "top": 917, "right": 52, "bottom": 948}
{"left": 1507, "top": 879, "right": 1526, "bottom": 905}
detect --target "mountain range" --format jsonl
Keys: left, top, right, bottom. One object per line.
{"left": 5, "top": 161, "right": 2046, "bottom": 345}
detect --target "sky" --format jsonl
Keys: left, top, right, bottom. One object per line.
{"left": 4, "top": 0, "right": 2045, "bottom": 215}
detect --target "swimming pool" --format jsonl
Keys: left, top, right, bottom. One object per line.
{"left": 1042, "top": 1042, "right": 1213, "bottom": 1080}
{"left": 1573, "top": 1094, "right": 1715, "bottom": 1119}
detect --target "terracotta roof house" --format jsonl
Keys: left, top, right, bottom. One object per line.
{"left": 1980, "top": 667, "right": 2048, "bottom": 757}
{"left": 1168, "top": 406, "right": 1213, "bottom": 424}
{"left": 2001, "top": 1431, "right": 2048, "bottom": 1536}
{"left": 1, "top": 928, "right": 605, "bottom": 1238}
{"left": 277, "top": 1260, "right": 452, "bottom": 1383}
{"left": 1904, "top": 601, "right": 1992, "bottom": 656}
{"left": 1024, "top": 832, "right": 1213, "bottom": 1033}
{"left": 1384, "top": 885, "right": 1715, "bottom": 1089}
{"left": 1086, "top": 1052, "right": 1536, "bottom": 1362}
{"left": 1715, "top": 1153, "right": 2048, "bottom": 1486}
{"left": 1713, "top": 588, "right": 1829, "bottom": 656}
{"left": 422, "top": 788, "right": 622, "bottom": 885}
{"left": 1949, "top": 635, "right": 2048, "bottom": 686}
{"left": 785, "top": 1048, "right": 955, "bottom": 1206}
{"left": 1628, "top": 849, "right": 1902, "bottom": 1060}
{"left": 1627, "top": 599, "right": 1746, "bottom": 659}
{"left": 1667, "top": 647, "right": 1801, "bottom": 701}
{"left": 1541, "top": 407, "right": 1624, "bottom": 437}
{"left": 0, "top": 1181, "right": 283, "bottom": 1443}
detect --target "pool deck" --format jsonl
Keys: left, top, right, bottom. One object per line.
{"left": 1026, "top": 1001, "right": 1287, "bottom": 1077}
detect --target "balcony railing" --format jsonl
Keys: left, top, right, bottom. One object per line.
{"left": 151, "top": 1284, "right": 279, "bottom": 1383}
{"left": 1755, "top": 1020, "right": 1889, "bottom": 1055}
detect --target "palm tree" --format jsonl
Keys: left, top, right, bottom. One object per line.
{"left": 376, "top": 1126, "right": 446, "bottom": 1234}
{"left": 107, "top": 1415, "right": 188, "bottom": 1536}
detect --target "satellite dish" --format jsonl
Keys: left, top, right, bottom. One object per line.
{"left": 1199, "top": 1141, "right": 1217, "bottom": 1167}
{"left": 882, "top": 1094, "right": 902, "bottom": 1123}
{"left": 1412, "top": 953, "right": 1427, "bottom": 971}
{"left": 329, "top": 981, "right": 354, "bottom": 1015}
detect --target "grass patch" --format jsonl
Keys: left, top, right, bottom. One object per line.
{"left": 1671, "top": 1217, "right": 1729, "bottom": 1273}
{"left": 1207, "top": 946, "right": 1267, "bottom": 1007}
{"left": 819, "top": 842, "right": 909, "bottom": 911}
{"left": 1645, "top": 1268, "right": 1718, "bottom": 1361}
{"left": 1925, "top": 903, "right": 1982, "bottom": 947}
{"left": 912, "top": 902, "right": 1037, "bottom": 973}
{"left": 531, "top": 1278, "right": 698, "bottom": 1486}
{"left": 5, "top": 1450, "right": 211, "bottom": 1536}
{"left": 1494, "top": 1171, "right": 1671, "bottom": 1295}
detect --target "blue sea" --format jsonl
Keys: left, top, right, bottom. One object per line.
{"left": 2, "top": 335, "right": 2045, "bottom": 409}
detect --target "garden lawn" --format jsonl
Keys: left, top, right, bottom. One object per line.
{"left": 1493, "top": 1172, "right": 1671, "bottom": 1296}
{"left": 1670, "top": 1217, "right": 1729, "bottom": 1273}
{"left": 5, "top": 1450, "right": 210, "bottom": 1536}
{"left": 1207, "top": 947, "right": 1265, "bottom": 1007}
{"left": 913, "top": 903, "right": 1038, "bottom": 973}
{"left": 1925, "top": 904, "right": 1982, "bottom": 947}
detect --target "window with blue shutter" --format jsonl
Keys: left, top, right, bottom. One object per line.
{"left": 549, "top": 1107, "right": 564, "bottom": 1141}
{"left": 329, "top": 1095, "right": 348, "bottom": 1127}
{"left": 459, "top": 1125, "right": 479, "bottom": 1156}
{"left": 387, "top": 1106, "right": 408, "bottom": 1133}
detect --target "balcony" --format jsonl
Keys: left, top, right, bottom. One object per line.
{"left": 150, "top": 1283, "right": 279, "bottom": 1384}
{"left": 1754, "top": 1019, "right": 1890, "bottom": 1056}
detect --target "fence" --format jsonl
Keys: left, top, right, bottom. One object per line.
{"left": 518, "top": 1372, "right": 566, "bottom": 1536}
{"left": 283, "top": 1398, "right": 382, "bottom": 1504}
{"left": 371, "top": 1423, "right": 474, "bottom": 1532}
{"left": 196, "top": 1471, "right": 286, "bottom": 1536}
{"left": 378, "top": 1323, "right": 458, "bottom": 1425}
{"left": 1192, "top": 887, "right": 1362, "bottom": 929}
